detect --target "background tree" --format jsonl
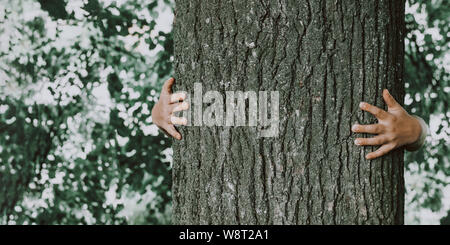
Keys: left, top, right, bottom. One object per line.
{"left": 0, "top": 0, "right": 174, "bottom": 224}
{"left": 172, "top": 0, "right": 405, "bottom": 224}
{"left": 403, "top": 0, "right": 449, "bottom": 224}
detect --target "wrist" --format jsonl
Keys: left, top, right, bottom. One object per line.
{"left": 407, "top": 115, "right": 422, "bottom": 144}
{"left": 405, "top": 115, "right": 428, "bottom": 151}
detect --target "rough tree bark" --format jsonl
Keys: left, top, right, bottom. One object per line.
{"left": 172, "top": 0, "right": 405, "bottom": 224}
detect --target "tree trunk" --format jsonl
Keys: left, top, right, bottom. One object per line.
{"left": 172, "top": 0, "right": 405, "bottom": 224}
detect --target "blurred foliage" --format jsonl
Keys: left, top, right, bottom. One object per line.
{"left": 403, "top": 0, "right": 449, "bottom": 224}
{"left": 0, "top": 0, "right": 448, "bottom": 224}
{"left": 0, "top": 0, "right": 174, "bottom": 224}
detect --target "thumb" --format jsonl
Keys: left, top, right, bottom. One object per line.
{"left": 383, "top": 89, "right": 400, "bottom": 109}
{"left": 162, "top": 77, "right": 175, "bottom": 94}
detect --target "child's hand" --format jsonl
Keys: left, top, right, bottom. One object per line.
{"left": 352, "top": 89, "right": 423, "bottom": 160}
{"left": 151, "top": 78, "right": 189, "bottom": 140}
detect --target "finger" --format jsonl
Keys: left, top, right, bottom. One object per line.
{"left": 366, "top": 143, "right": 396, "bottom": 160}
{"left": 354, "top": 136, "right": 387, "bottom": 146}
{"left": 170, "top": 92, "right": 186, "bottom": 103}
{"left": 162, "top": 77, "right": 175, "bottom": 94}
{"left": 171, "top": 116, "right": 187, "bottom": 125}
{"left": 359, "top": 102, "right": 388, "bottom": 120}
{"left": 383, "top": 89, "right": 400, "bottom": 109}
{"left": 164, "top": 124, "right": 182, "bottom": 140}
{"left": 171, "top": 102, "right": 189, "bottom": 112}
{"left": 352, "top": 124, "right": 383, "bottom": 134}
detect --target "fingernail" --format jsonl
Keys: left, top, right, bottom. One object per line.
{"left": 359, "top": 102, "right": 365, "bottom": 109}
{"left": 354, "top": 139, "right": 361, "bottom": 145}
{"left": 352, "top": 124, "right": 359, "bottom": 132}
{"left": 365, "top": 154, "right": 372, "bottom": 160}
